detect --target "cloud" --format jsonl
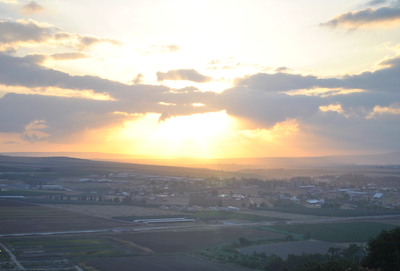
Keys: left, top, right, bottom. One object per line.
{"left": 2, "top": 140, "right": 18, "bottom": 144}
{"left": 0, "top": 20, "right": 122, "bottom": 52}
{"left": 366, "top": 0, "right": 388, "bottom": 6}
{"left": 171, "top": 86, "right": 199, "bottom": 93}
{"left": 319, "top": 104, "right": 344, "bottom": 114}
{"left": 129, "top": 73, "right": 143, "bottom": 85}
{"left": 19, "top": 1, "right": 44, "bottom": 16}
{"left": 366, "top": 104, "right": 400, "bottom": 118}
{"left": 160, "top": 44, "right": 180, "bottom": 52}
{"left": 320, "top": 6, "right": 400, "bottom": 29}
{"left": 275, "top": 67, "right": 290, "bottom": 72}
{"left": 1, "top": 51, "right": 400, "bottom": 151}
{"left": 50, "top": 52, "right": 89, "bottom": 61}
{"left": 20, "top": 132, "right": 44, "bottom": 143}
{"left": 156, "top": 69, "right": 212, "bottom": 83}
{"left": 378, "top": 56, "right": 400, "bottom": 67}
{"left": 234, "top": 56, "right": 400, "bottom": 93}
{"left": 234, "top": 72, "right": 338, "bottom": 92}
{"left": 143, "top": 43, "right": 181, "bottom": 55}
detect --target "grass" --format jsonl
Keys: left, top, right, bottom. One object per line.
{"left": 5, "top": 237, "right": 127, "bottom": 270}
{"left": 0, "top": 249, "right": 10, "bottom": 261}
{"left": 262, "top": 222, "right": 399, "bottom": 242}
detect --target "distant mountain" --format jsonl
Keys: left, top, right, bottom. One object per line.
{"left": 1, "top": 152, "right": 400, "bottom": 166}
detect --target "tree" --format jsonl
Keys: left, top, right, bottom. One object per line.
{"left": 361, "top": 226, "right": 400, "bottom": 271}
{"left": 264, "top": 254, "right": 284, "bottom": 271}
{"left": 113, "top": 197, "right": 120, "bottom": 203}
{"left": 342, "top": 193, "right": 350, "bottom": 201}
{"left": 239, "top": 237, "right": 250, "bottom": 246}
{"left": 260, "top": 202, "right": 266, "bottom": 208}
{"left": 286, "top": 235, "right": 294, "bottom": 241}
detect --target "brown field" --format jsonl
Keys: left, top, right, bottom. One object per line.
{"left": 115, "top": 227, "right": 285, "bottom": 253}
{"left": 238, "top": 240, "right": 345, "bottom": 259}
{"left": 44, "top": 204, "right": 182, "bottom": 219}
{"left": 88, "top": 255, "right": 248, "bottom": 271}
{"left": 0, "top": 199, "right": 129, "bottom": 234}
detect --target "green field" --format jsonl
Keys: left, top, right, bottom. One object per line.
{"left": 259, "top": 206, "right": 400, "bottom": 217}
{"left": 0, "top": 190, "right": 62, "bottom": 196}
{"left": 263, "top": 222, "right": 399, "bottom": 242}
{"left": 190, "top": 211, "right": 286, "bottom": 221}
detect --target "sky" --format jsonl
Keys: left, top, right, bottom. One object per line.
{"left": 1, "top": 0, "right": 400, "bottom": 158}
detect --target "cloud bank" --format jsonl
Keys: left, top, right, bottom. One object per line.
{"left": 0, "top": 20, "right": 122, "bottom": 52}
{"left": 320, "top": 6, "right": 400, "bottom": 29}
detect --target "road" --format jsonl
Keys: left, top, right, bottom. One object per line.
{"left": 0, "top": 242, "right": 25, "bottom": 270}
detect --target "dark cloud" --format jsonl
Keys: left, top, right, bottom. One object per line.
{"left": 156, "top": 69, "right": 212, "bottom": 83}
{"left": 234, "top": 56, "right": 400, "bottom": 93}
{"left": 0, "top": 20, "right": 122, "bottom": 52}
{"left": 366, "top": 0, "right": 388, "bottom": 6}
{"left": 19, "top": 1, "right": 44, "bottom": 16}
{"left": 20, "top": 133, "right": 44, "bottom": 143}
{"left": 0, "top": 20, "right": 54, "bottom": 45}
{"left": 2, "top": 141, "right": 19, "bottom": 144}
{"left": 378, "top": 56, "right": 400, "bottom": 67}
{"left": 320, "top": 6, "right": 400, "bottom": 29}
{"left": 1, "top": 53, "right": 400, "bottom": 151}
{"left": 234, "top": 72, "right": 337, "bottom": 92}
{"left": 0, "top": 91, "right": 215, "bottom": 142}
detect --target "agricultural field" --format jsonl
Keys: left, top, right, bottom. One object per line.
{"left": 116, "top": 227, "right": 285, "bottom": 253}
{"left": 0, "top": 199, "right": 129, "bottom": 234}
{"left": 1, "top": 236, "right": 127, "bottom": 270}
{"left": 238, "top": 240, "right": 345, "bottom": 259}
{"left": 45, "top": 204, "right": 182, "bottom": 219}
{"left": 87, "top": 255, "right": 248, "bottom": 271}
{"left": 264, "top": 221, "right": 399, "bottom": 242}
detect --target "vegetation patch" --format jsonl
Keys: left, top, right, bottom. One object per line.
{"left": 263, "top": 222, "right": 398, "bottom": 242}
